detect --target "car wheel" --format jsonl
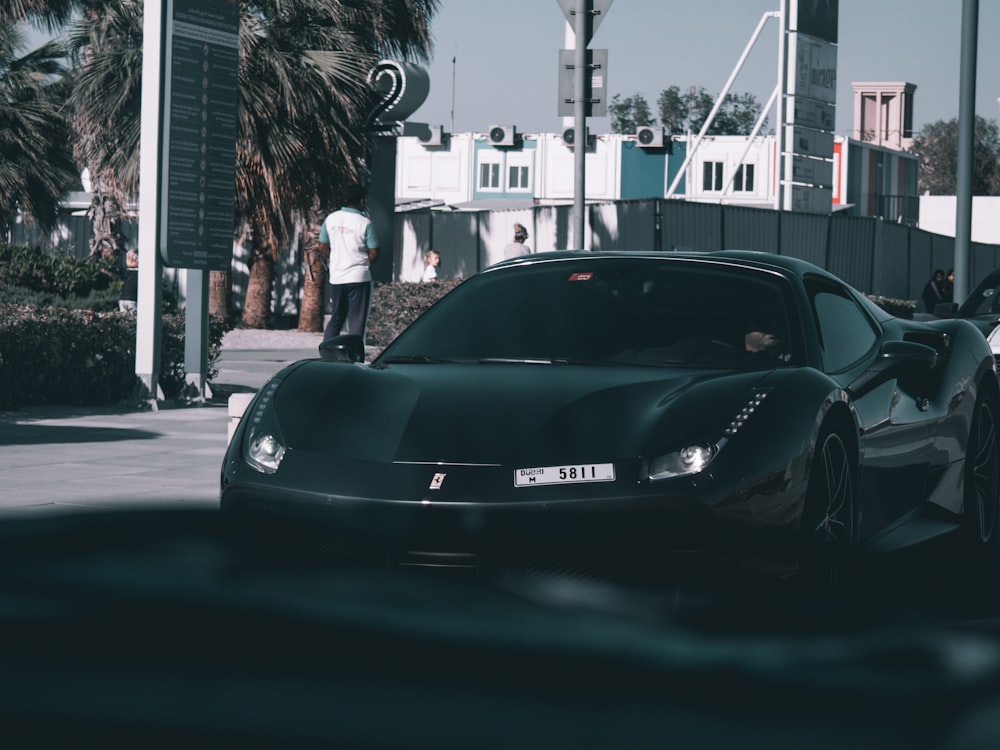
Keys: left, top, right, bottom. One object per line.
{"left": 800, "top": 421, "right": 857, "bottom": 584}
{"left": 963, "top": 389, "right": 1000, "bottom": 553}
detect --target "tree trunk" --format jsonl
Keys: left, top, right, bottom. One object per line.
{"left": 88, "top": 187, "right": 125, "bottom": 262}
{"left": 209, "top": 269, "right": 233, "bottom": 324}
{"left": 298, "top": 240, "right": 328, "bottom": 332}
{"left": 241, "top": 249, "right": 275, "bottom": 329}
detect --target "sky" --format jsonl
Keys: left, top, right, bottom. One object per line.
{"left": 409, "top": 0, "right": 1000, "bottom": 137}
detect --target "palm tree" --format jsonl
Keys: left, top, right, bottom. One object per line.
{"left": 0, "top": 21, "right": 77, "bottom": 236}
{"left": 63, "top": 2, "right": 142, "bottom": 260}
{"left": 235, "top": 0, "right": 439, "bottom": 329}
{"left": 55, "top": 0, "right": 438, "bottom": 328}
{"left": 3, "top": 1, "right": 79, "bottom": 28}
{"left": 9, "top": 1, "right": 137, "bottom": 257}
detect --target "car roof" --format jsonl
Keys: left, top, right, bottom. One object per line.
{"left": 492, "top": 249, "right": 830, "bottom": 279}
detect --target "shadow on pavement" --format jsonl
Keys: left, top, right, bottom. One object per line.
{"left": 0, "top": 423, "right": 159, "bottom": 446}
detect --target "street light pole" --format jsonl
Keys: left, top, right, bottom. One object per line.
{"left": 954, "top": 0, "right": 979, "bottom": 304}
{"left": 573, "top": 0, "right": 587, "bottom": 250}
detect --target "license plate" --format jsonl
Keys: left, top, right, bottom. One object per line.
{"left": 514, "top": 463, "right": 615, "bottom": 487}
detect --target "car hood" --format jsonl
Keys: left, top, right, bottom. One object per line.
{"left": 268, "top": 361, "right": 776, "bottom": 465}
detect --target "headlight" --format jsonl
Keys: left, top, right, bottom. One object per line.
{"left": 643, "top": 389, "right": 771, "bottom": 482}
{"left": 244, "top": 380, "right": 287, "bottom": 474}
{"left": 248, "top": 432, "right": 286, "bottom": 474}
{"left": 644, "top": 443, "right": 717, "bottom": 481}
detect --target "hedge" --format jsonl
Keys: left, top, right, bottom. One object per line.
{"left": 0, "top": 243, "right": 119, "bottom": 298}
{"left": 0, "top": 305, "right": 226, "bottom": 410}
{"left": 366, "top": 279, "right": 463, "bottom": 347}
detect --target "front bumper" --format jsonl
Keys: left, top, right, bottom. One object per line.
{"left": 221, "top": 470, "right": 804, "bottom": 581}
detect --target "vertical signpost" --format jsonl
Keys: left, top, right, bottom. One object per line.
{"left": 365, "top": 60, "right": 430, "bottom": 286}
{"left": 779, "top": 0, "right": 839, "bottom": 214}
{"left": 556, "top": 0, "right": 613, "bottom": 250}
{"left": 136, "top": 0, "right": 239, "bottom": 402}
{"left": 161, "top": 0, "right": 239, "bottom": 272}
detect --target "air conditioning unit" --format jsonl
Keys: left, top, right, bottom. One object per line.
{"left": 562, "top": 127, "right": 590, "bottom": 147}
{"left": 419, "top": 124, "right": 445, "bottom": 147}
{"left": 488, "top": 125, "right": 517, "bottom": 147}
{"left": 636, "top": 126, "right": 664, "bottom": 148}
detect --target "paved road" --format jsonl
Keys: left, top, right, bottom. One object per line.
{"left": 0, "top": 336, "right": 321, "bottom": 517}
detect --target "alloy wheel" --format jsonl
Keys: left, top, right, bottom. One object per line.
{"left": 810, "top": 431, "right": 855, "bottom": 549}
{"left": 967, "top": 398, "right": 1000, "bottom": 545}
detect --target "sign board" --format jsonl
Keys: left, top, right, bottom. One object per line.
{"left": 785, "top": 125, "right": 834, "bottom": 159}
{"left": 790, "top": 0, "right": 838, "bottom": 43}
{"left": 788, "top": 96, "right": 836, "bottom": 130}
{"left": 558, "top": 48, "right": 608, "bottom": 117}
{"left": 790, "top": 154, "right": 834, "bottom": 187}
{"left": 789, "top": 34, "right": 837, "bottom": 105}
{"left": 160, "top": 0, "right": 239, "bottom": 269}
{"left": 780, "top": 0, "right": 838, "bottom": 214}
{"left": 556, "top": 0, "right": 615, "bottom": 42}
{"left": 789, "top": 184, "right": 832, "bottom": 213}
{"left": 366, "top": 59, "right": 430, "bottom": 127}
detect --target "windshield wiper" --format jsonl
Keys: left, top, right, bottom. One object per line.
{"left": 380, "top": 354, "right": 457, "bottom": 364}
{"left": 478, "top": 357, "right": 616, "bottom": 366}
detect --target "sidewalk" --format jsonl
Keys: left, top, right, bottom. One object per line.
{"left": 0, "top": 328, "right": 323, "bottom": 517}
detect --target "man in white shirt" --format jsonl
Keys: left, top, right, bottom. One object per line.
{"left": 318, "top": 184, "right": 380, "bottom": 342}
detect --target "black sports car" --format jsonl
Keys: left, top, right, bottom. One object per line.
{"left": 221, "top": 251, "right": 1000, "bottom": 581}
{"left": 930, "top": 267, "right": 1000, "bottom": 357}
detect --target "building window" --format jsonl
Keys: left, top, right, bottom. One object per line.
{"left": 702, "top": 161, "right": 723, "bottom": 191}
{"left": 733, "top": 164, "right": 755, "bottom": 192}
{"left": 508, "top": 164, "right": 530, "bottom": 191}
{"left": 479, "top": 161, "right": 501, "bottom": 190}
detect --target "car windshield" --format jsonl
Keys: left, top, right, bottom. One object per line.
{"left": 377, "top": 257, "right": 801, "bottom": 368}
{"left": 960, "top": 276, "right": 1000, "bottom": 316}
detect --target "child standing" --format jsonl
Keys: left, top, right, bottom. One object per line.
{"left": 422, "top": 249, "right": 441, "bottom": 282}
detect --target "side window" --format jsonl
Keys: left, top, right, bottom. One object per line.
{"left": 806, "top": 278, "right": 879, "bottom": 372}
{"left": 702, "top": 161, "right": 724, "bottom": 191}
{"left": 733, "top": 164, "right": 755, "bottom": 192}
{"left": 479, "top": 162, "right": 500, "bottom": 190}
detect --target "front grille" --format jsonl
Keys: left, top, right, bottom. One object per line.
{"left": 516, "top": 548, "right": 726, "bottom": 586}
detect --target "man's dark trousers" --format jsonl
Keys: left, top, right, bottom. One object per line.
{"left": 325, "top": 281, "right": 372, "bottom": 341}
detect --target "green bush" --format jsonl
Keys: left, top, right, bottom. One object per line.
{"left": 0, "top": 304, "right": 226, "bottom": 409}
{"left": 0, "top": 282, "right": 121, "bottom": 312}
{"left": 0, "top": 243, "right": 118, "bottom": 298}
{"left": 366, "top": 279, "right": 463, "bottom": 346}
{"left": 0, "top": 242, "right": 219, "bottom": 409}
{"left": 159, "top": 313, "right": 228, "bottom": 398}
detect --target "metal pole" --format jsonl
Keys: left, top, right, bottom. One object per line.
{"left": 573, "top": 0, "right": 587, "bottom": 249}
{"left": 183, "top": 269, "right": 210, "bottom": 399}
{"left": 720, "top": 84, "right": 779, "bottom": 197}
{"left": 666, "top": 11, "right": 778, "bottom": 199}
{"left": 450, "top": 50, "right": 456, "bottom": 133}
{"left": 954, "top": 0, "right": 978, "bottom": 303}
{"left": 136, "top": 0, "right": 165, "bottom": 401}
{"left": 775, "top": 0, "right": 788, "bottom": 210}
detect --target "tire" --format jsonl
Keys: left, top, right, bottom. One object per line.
{"left": 963, "top": 389, "right": 1000, "bottom": 556}
{"left": 800, "top": 421, "right": 857, "bottom": 584}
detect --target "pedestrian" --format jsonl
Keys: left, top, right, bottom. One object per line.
{"left": 943, "top": 268, "right": 955, "bottom": 302}
{"left": 118, "top": 249, "right": 139, "bottom": 313}
{"left": 921, "top": 268, "right": 946, "bottom": 313}
{"left": 422, "top": 249, "right": 442, "bottom": 282}
{"left": 503, "top": 223, "right": 531, "bottom": 259}
{"left": 318, "top": 184, "right": 380, "bottom": 343}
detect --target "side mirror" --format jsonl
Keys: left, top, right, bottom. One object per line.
{"left": 319, "top": 334, "right": 365, "bottom": 363}
{"left": 932, "top": 301, "right": 958, "bottom": 318}
{"left": 848, "top": 340, "right": 938, "bottom": 397}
